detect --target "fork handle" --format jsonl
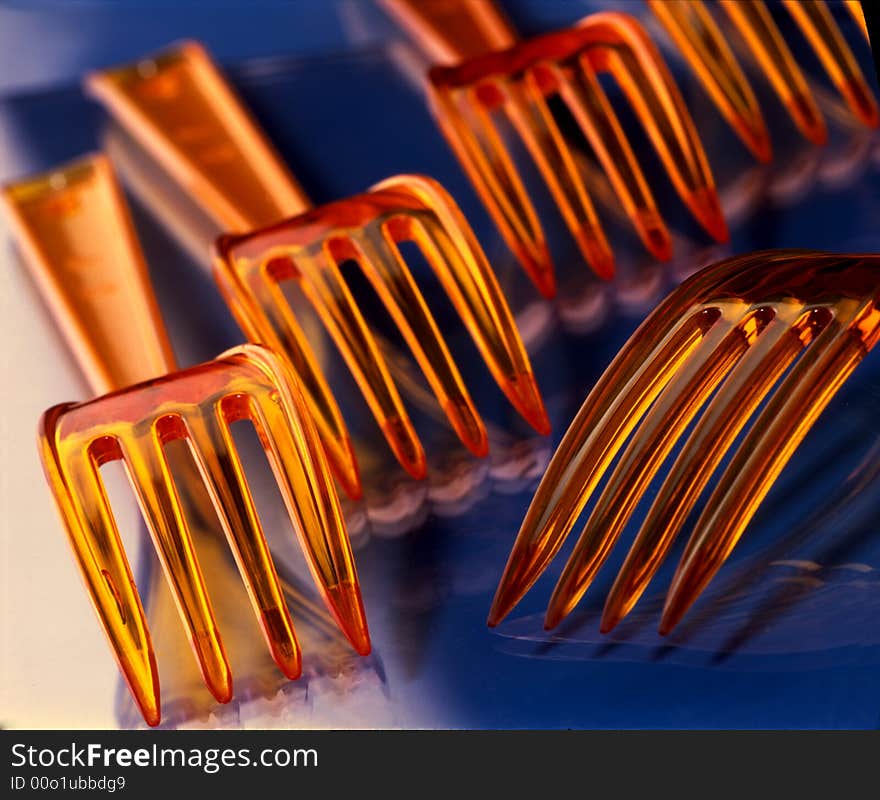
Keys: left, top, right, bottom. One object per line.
{"left": 379, "top": 0, "right": 518, "bottom": 63}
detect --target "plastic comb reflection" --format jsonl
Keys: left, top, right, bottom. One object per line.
{"left": 648, "top": 0, "right": 878, "bottom": 158}
{"left": 86, "top": 41, "right": 549, "bottom": 488}
{"left": 0, "top": 156, "right": 369, "bottom": 727}
{"left": 419, "top": 10, "right": 729, "bottom": 295}
{"left": 488, "top": 250, "right": 880, "bottom": 634}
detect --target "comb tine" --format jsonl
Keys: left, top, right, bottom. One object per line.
{"left": 235, "top": 347, "right": 371, "bottom": 656}
{"left": 544, "top": 302, "right": 759, "bottom": 629}
{"left": 580, "top": 13, "right": 727, "bottom": 243}
{"left": 783, "top": 0, "right": 879, "bottom": 128}
{"left": 212, "top": 249, "right": 362, "bottom": 499}
{"left": 123, "top": 429, "right": 232, "bottom": 703}
{"left": 660, "top": 298, "right": 880, "bottom": 634}
{"left": 845, "top": 0, "right": 869, "bottom": 40}
{"left": 429, "top": 79, "right": 556, "bottom": 296}
{"left": 488, "top": 304, "right": 722, "bottom": 626}
{"left": 549, "top": 58, "right": 674, "bottom": 261}
{"left": 295, "top": 243, "right": 427, "bottom": 479}
{"left": 502, "top": 72, "right": 616, "bottom": 278}
{"left": 648, "top": 0, "right": 772, "bottom": 162}
{"left": 185, "top": 410, "right": 302, "bottom": 680}
{"left": 39, "top": 406, "right": 161, "bottom": 727}
{"left": 349, "top": 229, "right": 489, "bottom": 458}
{"left": 719, "top": 0, "right": 828, "bottom": 145}
{"left": 486, "top": 250, "right": 797, "bottom": 625}
{"left": 601, "top": 305, "right": 817, "bottom": 631}
{"left": 373, "top": 174, "right": 551, "bottom": 434}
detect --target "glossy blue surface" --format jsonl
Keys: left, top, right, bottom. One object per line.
{"left": 1, "top": 1, "right": 879, "bottom": 728}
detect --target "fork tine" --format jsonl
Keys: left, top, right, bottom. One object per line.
{"left": 543, "top": 301, "right": 763, "bottom": 629}
{"left": 719, "top": 0, "right": 828, "bottom": 145}
{"left": 782, "top": 0, "right": 879, "bottom": 128}
{"left": 373, "top": 174, "right": 551, "bottom": 434}
{"left": 123, "top": 426, "right": 233, "bottom": 703}
{"left": 660, "top": 297, "right": 880, "bottom": 634}
{"left": 601, "top": 303, "right": 821, "bottom": 631}
{"left": 648, "top": 0, "right": 772, "bottom": 162}
{"left": 429, "top": 79, "right": 556, "bottom": 296}
{"left": 342, "top": 230, "right": 488, "bottom": 457}
{"left": 39, "top": 406, "right": 161, "bottom": 727}
{"left": 184, "top": 410, "right": 302, "bottom": 680}
{"left": 236, "top": 346, "right": 371, "bottom": 656}
{"left": 500, "top": 72, "right": 616, "bottom": 278}
{"left": 578, "top": 13, "right": 728, "bottom": 243}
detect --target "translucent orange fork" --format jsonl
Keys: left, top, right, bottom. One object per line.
{"left": 648, "top": 0, "right": 879, "bottom": 161}
{"left": 383, "top": 2, "right": 728, "bottom": 296}
{"left": 85, "top": 40, "right": 548, "bottom": 487}
{"left": 0, "top": 154, "right": 368, "bottom": 726}
{"left": 488, "top": 250, "right": 880, "bottom": 634}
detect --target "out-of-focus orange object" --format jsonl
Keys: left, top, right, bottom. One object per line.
{"left": 86, "top": 41, "right": 549, "bottom": 482}
{"left": 85, "top": 40, "right": 310, "bottom": 231}
{"left": 377, "top": 0, "right": 517, "bottom": 63}
{"left": 487, "top": 250, "right": 880, "bottom": 633}
{"left": 1, "top": 154, "right": 175, "bottom": 392}
{"left": 1, "top": 155, "right": 369, "bottom": 727}
{"left": 412, "top": 10, "right": 727, "bottom": 296}
{"left": 648, "top": 0, "right": 879, "bottom": 158}
{"left": 845, "top": 0, "right": 870, "bottom": 40}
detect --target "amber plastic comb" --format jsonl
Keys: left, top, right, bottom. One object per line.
{"left": 0, "top": 155, "right": 369, "bottom": 727}
{"left": 648, "top": 0, "right": 879, "bottom": 161}
{"left": 410, "top": 10, "right": 728, "bottom": 296}
{"left": 488, "top": 250, "right": 880, "bottom": 633}
{"left": 213, "top": 174, "right": 550, "bottom": 479}
{"left": 85, "top": 41, "right": 549, "bottom": 483}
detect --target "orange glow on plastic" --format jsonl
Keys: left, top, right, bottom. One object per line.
{"left": 845, "top": 0, "right": 869, "bottom": 40}
{"left": 39, "top": 345, "right": 369, "bottom": 727}
{"left": 428, "top": 12, "right": 726, "bottom": 295}
{"left": 651, "top": 1, "right": 878, "bottom": 156}
{"left": 85, "top": 40, "right": 311, "bottom": 232}
{"left": 488, "top": 250, "right": 880, "bottom": 633}
{"left": 0, "top": 154, "right": 176, "bottom": 393}
{"left": 86, "top": 42, "right": 362, "bottom": 497}
{"left": 2, "top": 156, "right": 369, "bottom": 727}
{"left": 87, "top": 41, "right": 547, "bottom": 481}
{"left": 215, "top": 174, "right": 550, "bottom": 479}
{"left": 647, "top": 0, "right": 772, "bottom": 162}
{"left": 378, "top": 0, "right": 517, "bottom": 64}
